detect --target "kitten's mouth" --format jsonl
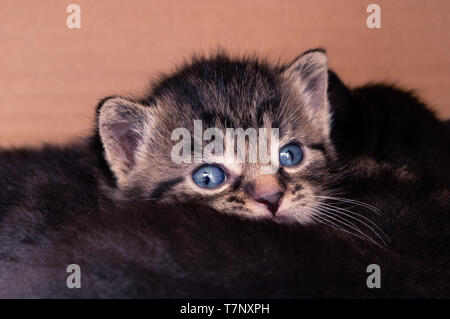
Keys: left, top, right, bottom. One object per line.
{"left": 253, "top": 195, "right": 285, "bottom": 217}
{"left": 271, "top": 209, "right": 293, "bottom": 221}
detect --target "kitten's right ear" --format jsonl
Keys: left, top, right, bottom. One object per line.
{"left": 97, "top": 97, "right": 153, "bottom": 186}
{"left": 281, "top": 49, "right": 329, "bottom": 118}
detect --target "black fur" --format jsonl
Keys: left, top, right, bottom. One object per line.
{"left": 149, "top": 177, "right": 185, "bottom": 200}
{"left": 0, "top": 199, "right": 445, "bottom": 298}
{"left": 328, "top": 73, "right": 450, "bottom": 266}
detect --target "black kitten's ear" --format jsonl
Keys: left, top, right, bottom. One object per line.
{"left": 97, "top": 97, "right": 153, "bottom": 185}
{"left": 282, "top": 49, "right": 329, "bottom": 118}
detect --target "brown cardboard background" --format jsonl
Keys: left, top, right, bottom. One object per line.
{"left": 0, "top": 0, "right": 449, "bottom": 147}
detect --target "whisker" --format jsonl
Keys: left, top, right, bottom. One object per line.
{"left": 312, "top": 206, "right": 361, "bottom": 229}
{"left": 316, "top": 202, "right": 390, "bottom": 244}
{"left": 309, "top": 195, "right": 383, "bottom": 216}
{"left": 316, "top": 207, "right": 387, "bottom": 246}
{"left": 309, "top": 207, "right": 383, "bottom": 247}
{"left": 311, "top": 211, "right": 377, "bottom": 245}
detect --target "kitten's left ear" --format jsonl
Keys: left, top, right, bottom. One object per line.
{"left": 281, "top": 49, "right": 329, "bottom": 119}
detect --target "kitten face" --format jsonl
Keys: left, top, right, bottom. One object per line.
{"left": 98, "top": 49, "right": 337, "bottom": 224}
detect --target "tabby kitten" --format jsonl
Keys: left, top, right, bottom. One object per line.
{"left": 97, "top": 49, "right": 340, "bottom": 225}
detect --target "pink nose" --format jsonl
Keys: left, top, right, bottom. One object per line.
{"left": 255, "top": 192, "right": 283, "bottom": 215}
{"left": 252, "top": 175, "right": 284, "bottom": 215}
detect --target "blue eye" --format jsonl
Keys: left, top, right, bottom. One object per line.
{"left": 279, "top": 144, "right": 303, "bottom": 167}
{"left": 192, "top": 165, "right": 226, "bottom": 188}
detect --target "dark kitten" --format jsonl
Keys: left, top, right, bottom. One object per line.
{"left": 328, "top": 75, "right": 450, "bottom": 267}
{"left": 0, "top": 49, "right": 449, "bottom": 297}
{"left": 0, "top": 201, "right": 443, "bottom": 298}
